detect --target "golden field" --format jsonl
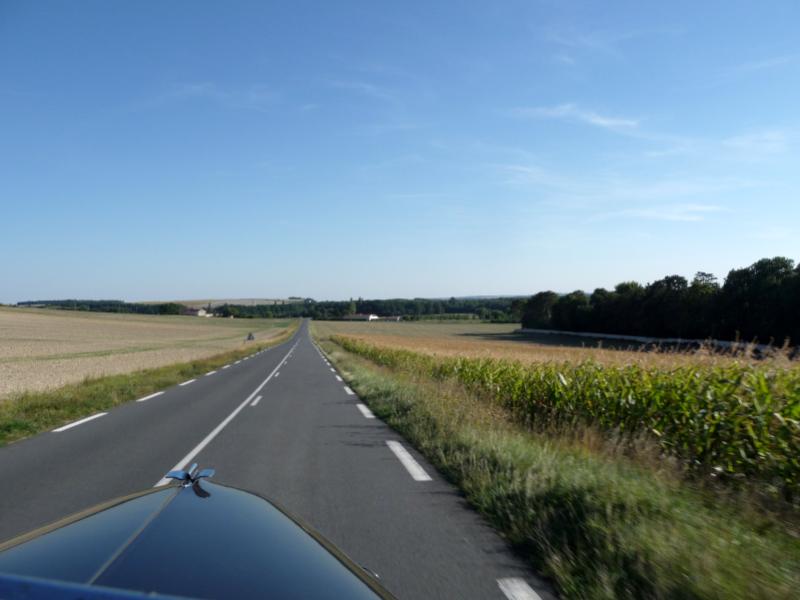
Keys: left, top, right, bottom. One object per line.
{"left": 0, "top": 307, "right": 293, "bottom": 399}
{"left": 311, "top": 320, "right": 792, "bottom": 369}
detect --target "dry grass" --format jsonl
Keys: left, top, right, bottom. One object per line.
{"left": 0, "top": 307, "right": 293, "bottom": 399}
{"left": 313, "top": 320, "right": 798, "bottom": 369}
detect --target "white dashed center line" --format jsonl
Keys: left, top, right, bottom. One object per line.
{"left": 497, "top": 578, "right": 542, "bottom": 600}
{"left": 386, "top": 441, "right": 432, "bottom": 482}
{"left": 250, "top": 395, "right": 263, "bottom": 407}
{"left": 53, "top": 413, "right": 107, "bottom": 432}
{"left": 154, "top": 341, "right": 298, "bottom": 487}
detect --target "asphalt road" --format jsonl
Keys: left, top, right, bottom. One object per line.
{"left": 0, "top": 320, "right": 553, "bottom": 600}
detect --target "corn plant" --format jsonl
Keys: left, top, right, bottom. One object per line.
{"left": 333, "top": 335, "right": 800, "bottom": 498}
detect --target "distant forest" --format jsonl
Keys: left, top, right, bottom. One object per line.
{"left": 521, "top": 257, "right": 799, "bottom": 345}
{"left": 211, "top": 298, "right": 522, "bottom": 322}
{"left": 16, "top": 297, "right": 524, "bottom": 323}
{"left": 16, "top": 299, "right": 185, "bottom": 315}
{"left": 16, "top": 256, "right": 799, "bottom": 344}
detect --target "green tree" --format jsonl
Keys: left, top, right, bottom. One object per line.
{"left": 552, "top": 291, "right": 590, "bottom": 331}
{"left": 521, "top": 291, "right": 559, "bottom": 328}
{"left": 641, "top": 275, "right": 689, "bottom": 337}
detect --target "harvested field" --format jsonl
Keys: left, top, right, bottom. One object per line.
{"left": 312, "top": 320, "right": 797, "bottom": 369}
{"left": 0, "top": 307, "right": 294, "bottom": 399}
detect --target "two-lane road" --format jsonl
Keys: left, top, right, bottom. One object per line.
{"left": 0, "top": 320, "right": 553, "bottom": 599}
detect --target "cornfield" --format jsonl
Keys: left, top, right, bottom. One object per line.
{"left": 333, "top": 335, "right": 800, "bottom": 498}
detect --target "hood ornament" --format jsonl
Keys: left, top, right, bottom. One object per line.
{"left": 165, "top": 463, "right": 215, "bottom": 487}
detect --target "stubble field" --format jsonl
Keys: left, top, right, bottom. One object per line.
{"left": 0, "top": 307, "right": 292, "bottom": 399}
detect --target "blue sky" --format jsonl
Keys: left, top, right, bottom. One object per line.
{"left": 1, "top": 1, "right": 798, "bottom": 302}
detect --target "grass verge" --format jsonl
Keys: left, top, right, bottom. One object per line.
{"left": 0, "top": 320, "right": 299, "bottom": 446}
{"left": 316, "top": 336, "right": 800, "bottom": 600}
{"left": 331, "top": 336, "right": 800, "bottom": 501}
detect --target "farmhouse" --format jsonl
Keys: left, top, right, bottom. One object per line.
{"left": 183, "top": 307, "right": 211, "bottom": 317}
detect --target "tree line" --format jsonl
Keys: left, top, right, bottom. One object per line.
{"left": 16, "top": 297, "right": 524, "bottom": 322}
{"left": 215, "top": 297, "right": 524, "bottom": 322}
{"left": 16, "top": 299, "right": 184, "bottom": 315}
{"left": 521, "top": 257, "right": 800, "bottom": 344}
{"left": 17, "top": 256, "right": 797, "bottom": 344}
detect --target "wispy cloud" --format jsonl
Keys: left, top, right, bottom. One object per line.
{"left": 642, "top": 128, "right": 793, "bottom": 161}
{"left": 731, "top": 53, "right": 800, "bottom": 74}
{"left": 511, "top": 103, "right": 639, "bottom": 131}
{"left": 552, "top": 53, "right": 576, "bottom": 66}
{"left": 543, "top": 27, "right": 684, "bottom": 59}
{"left": 325, "top": 79, "right": 423, "bottom": 136}
{"left": 493, "top": 161, "right": 754, "bottom": 225}
{"left": 327, "top": 79, "right": 398, "bottom": 104}
{"left": 148, "top": 82, "right": 277, "bottom": 112}
{"left": 613, "top": 204, "right": 722, "bottom": 222}
{"left": 747, "top": 226, "right": 793, "bottom": 241}
{"left": 544, "top": 29, "right": 637, "bottom": 57}
{"left": 498, "top": 162, "right": 748, "bottom": 202}
{"left": 722, "top": 130, "right": 788, "bottom": 156}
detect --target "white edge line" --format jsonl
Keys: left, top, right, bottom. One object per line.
{"left": 53, "top": 412, "right": 107, "bottom": 432}
{"left": 344, "top": 386, "right": 355, "bottom": 396}
{"left": 335, "top": 375, "right": 343, "bottom": 382}
{"left": 386, "top": 440, "right": 432, "bottom": 482}
{"left": 205, "top": 370, "right": 216, "bottom": 376}
{"left": 222, "top": 365, "right": 230, "bottom": 369}
{"left": 136, "top": 391, "right": 164, "bottom": 403}
{"left": 154, "top": 341, "right": 298, "bottom": 486}
{"left": 497, "top": 578, "right": 543, "bottom": 600}
{"left": 275, "top": 372, "right": 280, "bottom": 377}
{"left": 178, "top": 379, "right": 196, "bottom": 386}
{"left": 356, "top": 404, "right": 375, "bottom": 419}
{"left": 250, "top": 395, "right": 263, "bottom": 407}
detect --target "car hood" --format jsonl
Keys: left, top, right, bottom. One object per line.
{"left": 0, "top": 481, "right": 391, "bottom": 599}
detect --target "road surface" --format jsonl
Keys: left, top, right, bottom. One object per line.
{"left": 0, "top": 320, "right": 553, "bottom": 599}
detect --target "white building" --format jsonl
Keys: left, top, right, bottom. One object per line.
{"left": 342, "top": 313, "right": 379, "bottom": 321}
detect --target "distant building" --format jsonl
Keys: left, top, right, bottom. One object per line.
{"left": 342, "top": 313, "right": 379, "bottom": 321}
{"left": 377, "top": 316, "right": 402, "bottom": 322}
{"left": 183, "top": 307, "right": 211, "bottom": 317}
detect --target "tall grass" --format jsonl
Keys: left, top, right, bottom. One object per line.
{"left": 333, "top": 335, "right": 800, "bottom": 500}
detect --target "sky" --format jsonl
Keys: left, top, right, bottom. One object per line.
{"left": 1, "top": 1, "right": 798, "bottom": 303}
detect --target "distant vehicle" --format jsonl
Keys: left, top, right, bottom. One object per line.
{"left": 246, "top": 332, "right": 255, "bottom": 341}
{"left": 0, "top": 465, "right": 393, "bottom": 599}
